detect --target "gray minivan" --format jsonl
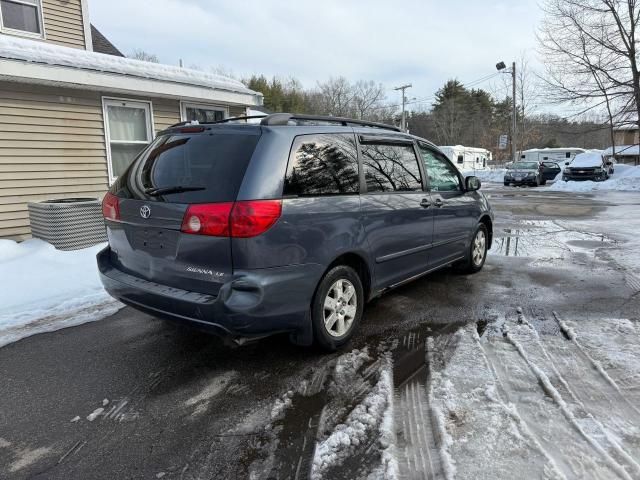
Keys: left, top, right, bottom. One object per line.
{"left": 98, "top": 114, "right": 493, "bottom": 350}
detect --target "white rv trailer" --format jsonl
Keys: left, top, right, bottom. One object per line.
{"left": 519, "top": 148, "right": 586, "bottom": 165}
{"left": 439, "top": 145, "right": 492, "bottom": 171}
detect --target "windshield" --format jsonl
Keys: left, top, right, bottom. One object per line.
{"left": 110, "top": 129, "right": 260, "bottom": 203}
{"left": 509, "top": 162, "right": 539, "bottom": 170}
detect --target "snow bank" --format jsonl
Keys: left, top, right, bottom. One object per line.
{"left": 462, "top": 168, "right": 507, "bottom": 183}
{"left": 0, "top": 35, "right": 256, "bottom": 96}
{"left": 549, "top": 164, "right": 640, "bottom": 192}
{"left": 311, "top": 355, "right": 396, "bottom": 479}
{"left": 0, "top": 240, "right": 122, "bottom": 348}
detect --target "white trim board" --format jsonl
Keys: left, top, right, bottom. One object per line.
{"left": 80, "top": 0, "right": 93, "bottom": 51}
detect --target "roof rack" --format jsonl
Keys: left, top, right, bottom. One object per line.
{"left": 167, "top": 115, "right": 267, "bottom": 128}
{"left": 260, "top": 113, "right": 401, "bottom": 132}
{"left": 168, "top": 113, "right": 400, "bottom": 132}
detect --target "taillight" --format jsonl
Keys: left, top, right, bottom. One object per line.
{"left": 181, "top": 203, "right": 233, "bottom": 236}
{"left": 102, "top": 192, "right": 120, "bottom": 221}
{"left": 180, "top": 200, "right": 282, "bottom": 238}
{"left": 230, "top": 200, "right": 282, "bottom": 238}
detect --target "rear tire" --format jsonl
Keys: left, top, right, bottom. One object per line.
{"left": 455, "top": 224, "right": 488, "bottom": 274}
{"left": 503, "top": 182, "right": 509, "bottom": 186}
{"left": 311, "top": 265, "right": 364, "bottom": 351}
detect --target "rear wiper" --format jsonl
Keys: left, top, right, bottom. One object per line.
{"left": 145, "top": 185, "right": 206, "bottom": 196}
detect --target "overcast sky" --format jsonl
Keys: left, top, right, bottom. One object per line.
{"left": 89, "top": 0, "right": 543, "bottom": 109}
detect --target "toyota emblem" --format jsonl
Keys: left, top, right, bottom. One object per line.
{"left": 140, "top": 205, "right": 151, "bottom": 219}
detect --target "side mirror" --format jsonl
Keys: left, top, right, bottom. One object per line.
{"left": 564, "top": 162, "right": 570, "bottom": 166}
{"left": 466, "top": 176, "right": 481, "bottom": 192}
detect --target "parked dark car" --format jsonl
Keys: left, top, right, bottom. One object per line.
{"left": 98, "top": 113, "right": 493, "bottom": 350}
{"left": 504, "top": 160, "right": 560, "bottom": 187}
{"left": 562, "top": 152, "right": 613, "bottom": 182}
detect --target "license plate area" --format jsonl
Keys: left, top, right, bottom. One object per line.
{"left": 130, "top": 228, "right": 178, "bottom": 255}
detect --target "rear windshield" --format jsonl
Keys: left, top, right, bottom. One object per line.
{"left": 510, "top": 162, "right": 538, "bottom": 170}
{"left": 110, "top": 129, "right": 260, "bottom": 203}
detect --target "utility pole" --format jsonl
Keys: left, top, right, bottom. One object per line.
{"left": 496, "top": 61, "right": 517, "bottom": 162}
{"left": 511, "top": 61, "right": 517, "bottom": 162}
{"left": 394, "top": 84, "right": 412, "bottom": 132}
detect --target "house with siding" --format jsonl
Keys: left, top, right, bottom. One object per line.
{"left": 0, "top": 0, "right": 262, "bottom": 240}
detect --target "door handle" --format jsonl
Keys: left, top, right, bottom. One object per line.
{"left": 420, "top": 198, "right": 431, "bottom": 208}
{"left": 434, "top": 198, "right": 444, "bottom": 208}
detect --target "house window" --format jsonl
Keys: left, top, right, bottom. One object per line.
{"left": 103, "top": 98, "right": 153, "bottom": 183}
{"left": 180, "top": 102, "right": 227, "bottom": 123}
{"left": 0, "top": 0, "right": 43, "bottom": 37}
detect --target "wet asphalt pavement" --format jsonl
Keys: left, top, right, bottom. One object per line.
{"left": 1, "top": 185, "right": 639, "bottom": 479}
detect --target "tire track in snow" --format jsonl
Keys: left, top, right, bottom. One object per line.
{"left": 503, "top": 321, "right": 634, "bottom": 480}
{"left": 514, "top": 311, "right": 640, "bottom": 478}
{"left": 552, "top": 311, "right": 640, "bottom": 419}
{"left": 394, "top": 334, "right": 443, "bottom": 480}
{"left": 471, "top": 329, "right": 567, "bottom": 480}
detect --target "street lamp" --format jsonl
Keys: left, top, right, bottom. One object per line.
{"left": 497, "top": 60, "right": 517, "bottom": 162}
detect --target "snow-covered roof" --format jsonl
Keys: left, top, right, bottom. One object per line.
{"left": 603, "top": 145, "right": 640, "bottom": 156}
{"left": 0, "top": 35, "right": 260, "bottom": 98}
{"left": 522, "top": 147, "right": 586, "bottom": 153}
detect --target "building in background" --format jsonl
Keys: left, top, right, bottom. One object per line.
{"left": 438, "top": 145, "right": 491, "bottom": 171}
{"left": 0, "top": 0, "right": 262, "bottom": 239}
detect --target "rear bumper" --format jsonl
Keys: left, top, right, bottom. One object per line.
{"left": 97, "top": 247, "right": 322, "bottom": 345}
{"left": 504, "top": 177, "right": 537, "bottom": 185}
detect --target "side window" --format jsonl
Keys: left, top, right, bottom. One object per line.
{"left": 360, "top": 142, "right": 422, "bottom": 192}
{"left": 284, "top": 134, "right": 359, "bottom": 196}
{"left": 418, "top": 145, "right": 462, "bottom": 192}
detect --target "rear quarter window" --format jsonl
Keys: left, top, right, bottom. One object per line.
{"left": 283, "top": 133, "right": 359, "bottom": 196}
{"left": 110, "top": 129, "right": 260, "bottom": 203}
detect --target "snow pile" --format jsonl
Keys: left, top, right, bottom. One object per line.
{"left": 311, "top": 354, "right": 396, "bottom": 479}
{"left": 0, "top": 239, "right": 122, "bottom": 348}
{"left": 0, "top": 35, "right": 257, "bottom": 96}
{"left": 462, "top": 168, "right": 507, "bottom": 183}
{"left": 549, "top": 164, "right": 640, "bottom": 192}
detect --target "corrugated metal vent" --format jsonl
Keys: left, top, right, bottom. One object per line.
{"left": 28, "top": 198, "right": 107, "bottom": 250}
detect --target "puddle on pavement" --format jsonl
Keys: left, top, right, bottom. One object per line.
{"left": 491, "top": 220, "right": 617, "bottom": 260}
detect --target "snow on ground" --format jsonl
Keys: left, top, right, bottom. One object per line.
{"left": 548, "top": 164, "right": 640, "bottom": 192}
{"left": 0, "top": 239, "right": 122, "bottom": 348}
{"left": 462, "top": 168, "right": 507, "bottom": 183}
{"left": 311, "top": 353, "right": 396, "bottom": 479}
{"left": 426, "top": 314, "right": 640, "bottom": 480}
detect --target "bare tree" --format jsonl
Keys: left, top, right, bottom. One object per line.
{"left": 538, "top": 0, "right": 640, "bottom": 142}
{"left": 352, "top": 81, "right": 386, "bottom": 119}
{"left": 130, "top": 49, "right": 160, "bottom": 63}
{"left": 316, "top": 77, "right": 356, "bottom": 117}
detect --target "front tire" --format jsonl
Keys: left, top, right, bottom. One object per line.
{"left": 311, "top": 265, "right": 364, "bottom": 351}
{"left": 455, "top": 224, "right": 488, "bottom": 274}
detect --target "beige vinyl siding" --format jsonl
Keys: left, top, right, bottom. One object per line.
{"left": 42, "top": 0, "right": 87, "bottom": 49}
{"left": 0, "top": 82, "right": 108, "bottom": 240}
{"left": 229, "top": 106, "right": 247, "bottom": 118}
{"left": 152, "top": 99, "right": 181, "bottom": 132}
{"left": 0, "top": 83, "right": 252, "bottom": 240}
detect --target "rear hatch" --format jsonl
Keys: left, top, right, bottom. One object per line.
{"left": 105, "top": 125, "right": 261, "bottom": 295}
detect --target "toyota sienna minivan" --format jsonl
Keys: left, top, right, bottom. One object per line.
{"left": 98, "top": 113, "right": 493, "bottom": 350}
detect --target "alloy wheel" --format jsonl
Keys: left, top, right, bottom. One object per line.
{"left": 472, "top": 230, "right": 486, "bottom": 267}
{"left": 323, "top": 279, "right": 357, "bottom": 337}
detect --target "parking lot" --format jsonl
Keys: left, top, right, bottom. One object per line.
{"left": 1, "top": 185, "right": 640, "bottom": 479}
